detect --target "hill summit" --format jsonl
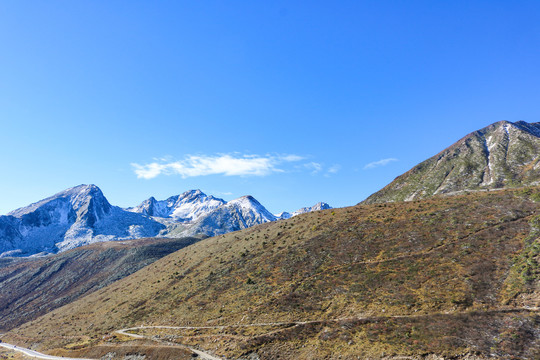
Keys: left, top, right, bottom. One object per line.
{"left": 364, "top": 120, "right": 540, "bottom": 204}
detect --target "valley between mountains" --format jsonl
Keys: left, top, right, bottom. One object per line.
{"left": 0, "top": 120, "right": 539, "bottom": 360}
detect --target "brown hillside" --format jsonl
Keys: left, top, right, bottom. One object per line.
{"left": 0, "top": 237, "right": 201, "bottom": 331}
{"left": 5, "top": 188, "right": 540, "bottom": 359}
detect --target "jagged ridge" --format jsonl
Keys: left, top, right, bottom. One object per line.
{"left": 1, "top": 186, "right": 331, "bottom": 257}
{"left": 127, "top": 189, "right": 226, "bottom": 221}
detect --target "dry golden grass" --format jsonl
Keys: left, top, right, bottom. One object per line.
{"left": 50, "top": 343, "right": 193, "bottom": 360}
{"left": 0, "top": 236, "right": 200, "bottom": 331}
{"left": 4, "top": 187, "right": 540, "bottom": 359}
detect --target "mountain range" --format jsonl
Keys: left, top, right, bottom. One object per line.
{"left": 0, "top": 186, "right": 331, "bottom": 257}
{"left": 4, "top": 186, "right": 539, "bottom": 360}
{"left": 0, "top": 120, "right": 539, "bottom": 360}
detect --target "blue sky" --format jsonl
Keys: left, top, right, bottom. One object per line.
{"left": 1, "top": 1, "right": 540, "bottom": 215}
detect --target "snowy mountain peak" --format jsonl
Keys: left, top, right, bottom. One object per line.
{"left": 8, "top": 184, "right": 111, "bottom": 218}
{"left": 275, "top": 212, "right": 292, "bottom": 220}
{"left": 227, "top": 195, "right": 258, "bottom": 207}
{"left": 227, "top": 196, "right": 275, "bottom": 219}
{"left": 275, "top": 202, "right": 332, "bottom": 219}
{"left": 129, "top": 189, "right": 226, "bottom": 222}
{"left": 291, "top": 202, "right": 332, "bottom": 217}
{"left": 1, "top": 184, "right": 164, "bottom": 257}
{"left": 169, "top": 194, "right": 278, "bottom": 238}
{"left": 184, "top": 189, "right": 203, "bottom": 197}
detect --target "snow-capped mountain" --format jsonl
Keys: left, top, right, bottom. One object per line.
{"left": 0, "top": 185, "right": 334, "bottom": 257}
{"left": 292, "top": 202, "right": 332, "bottom": 216}
{"left": 128, "top": 190, "right": 226, "bottom": 222}
{"left": 167, "top": 195, "right": 277, "bottom": 237}
{"left": 276, "top": 202, "right": 332, "bottom": 220}
{"left": 0, "top": 185, "right": 165, "bottom": 257}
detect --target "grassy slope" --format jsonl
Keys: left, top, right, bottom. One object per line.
{"left": 0, "top": 237, "right": 201, "bottom": 331}
{"left": 5, "top": 189, "right": 540, "bottom": 359}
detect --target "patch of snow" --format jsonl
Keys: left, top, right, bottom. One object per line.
{"left": 276, "top": 212, "right": 292, "bottom": 220}
{"left": 481, "top": 136, "right": 494, "bottom": 186}
{"left": 504, "top": 123, "right": 511, "bottom": 136}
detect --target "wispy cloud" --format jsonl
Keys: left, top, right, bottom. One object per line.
{"left": 363, "top": 158, "right": 398, "bottom": 170}
{"left": 324, "top": 164, "right": 341, "bottom": 177}
{"left": 132, "top": 154, "right": 303, "bottom": 179}
{"left": 327, "top": 164, "right": 341, "bottom": 174}
{"left": 304, "top": 162, "right": 323, "bottom": 175}
{"left": 281, "top": 154, "right": 305, "bottom": 162}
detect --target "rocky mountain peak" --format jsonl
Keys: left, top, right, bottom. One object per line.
{"left": 8, "top": 184, "right": 111, "bottom": 219}
{"left": 129, "top": 189, "right": 226, "bottom": 221}
{"left": 1, "top": 185, "right": 164, "bottom": 257}
{"left": 363, "top": 120, "right": 540, "bottom": 204}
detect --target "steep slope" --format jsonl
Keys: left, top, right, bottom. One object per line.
{"left": 0, "top": 185, "right": 165, "bottom": 256}
{"left": 364, "top": 120, "right": 540, "bottom": 204}
{"left": 128, "top": 190, "right": 226, "bottom": 221}
{"left": 168, "top": 195, "right": 277, "bottom": 237}
{"left": 0, "top": 236, "right": 200, "bottom": 331}
{"left": 6, "top": 188, "right": 539, "bottom": 359}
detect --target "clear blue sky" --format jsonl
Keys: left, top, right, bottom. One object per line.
{"left": 1, "top": 1, "right": 540, "bottom": 215}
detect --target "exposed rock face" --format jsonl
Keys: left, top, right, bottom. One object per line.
{"left": 363, "top": 121, "right": 540, "bottom": 204}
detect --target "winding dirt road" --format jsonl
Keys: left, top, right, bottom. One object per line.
{"left": 115, "top": 327, "right": 222, "bottom": 360}
{"left": 2, "top": 307, "right": 537, "bottom": 360}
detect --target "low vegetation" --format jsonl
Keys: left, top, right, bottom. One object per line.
{"left": 0, "top": 237, "right": 201, "bottom": 331}
{"left": 4, "top": 188, "right": 540, "bottom": 359}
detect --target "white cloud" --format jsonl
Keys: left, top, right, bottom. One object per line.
{"left": 363, "top": 158, "right": 398, "bottom": 169}
{"left": 132, "top": 154, "right": 303, "bottom": 179}
{"left": 304, "top": 162, "right": 323, "bottom": 174}
{"left": 280, "top": 154, "right": 305, "bottom": 162}
{"left": 132, "top": 162, "right": 168, "bottom": 179}
{"left": 324, "top": 164, "right": 341, "bottom": 177}
{"left": 328, "top": 164, "right": 341, "bottom": 174}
